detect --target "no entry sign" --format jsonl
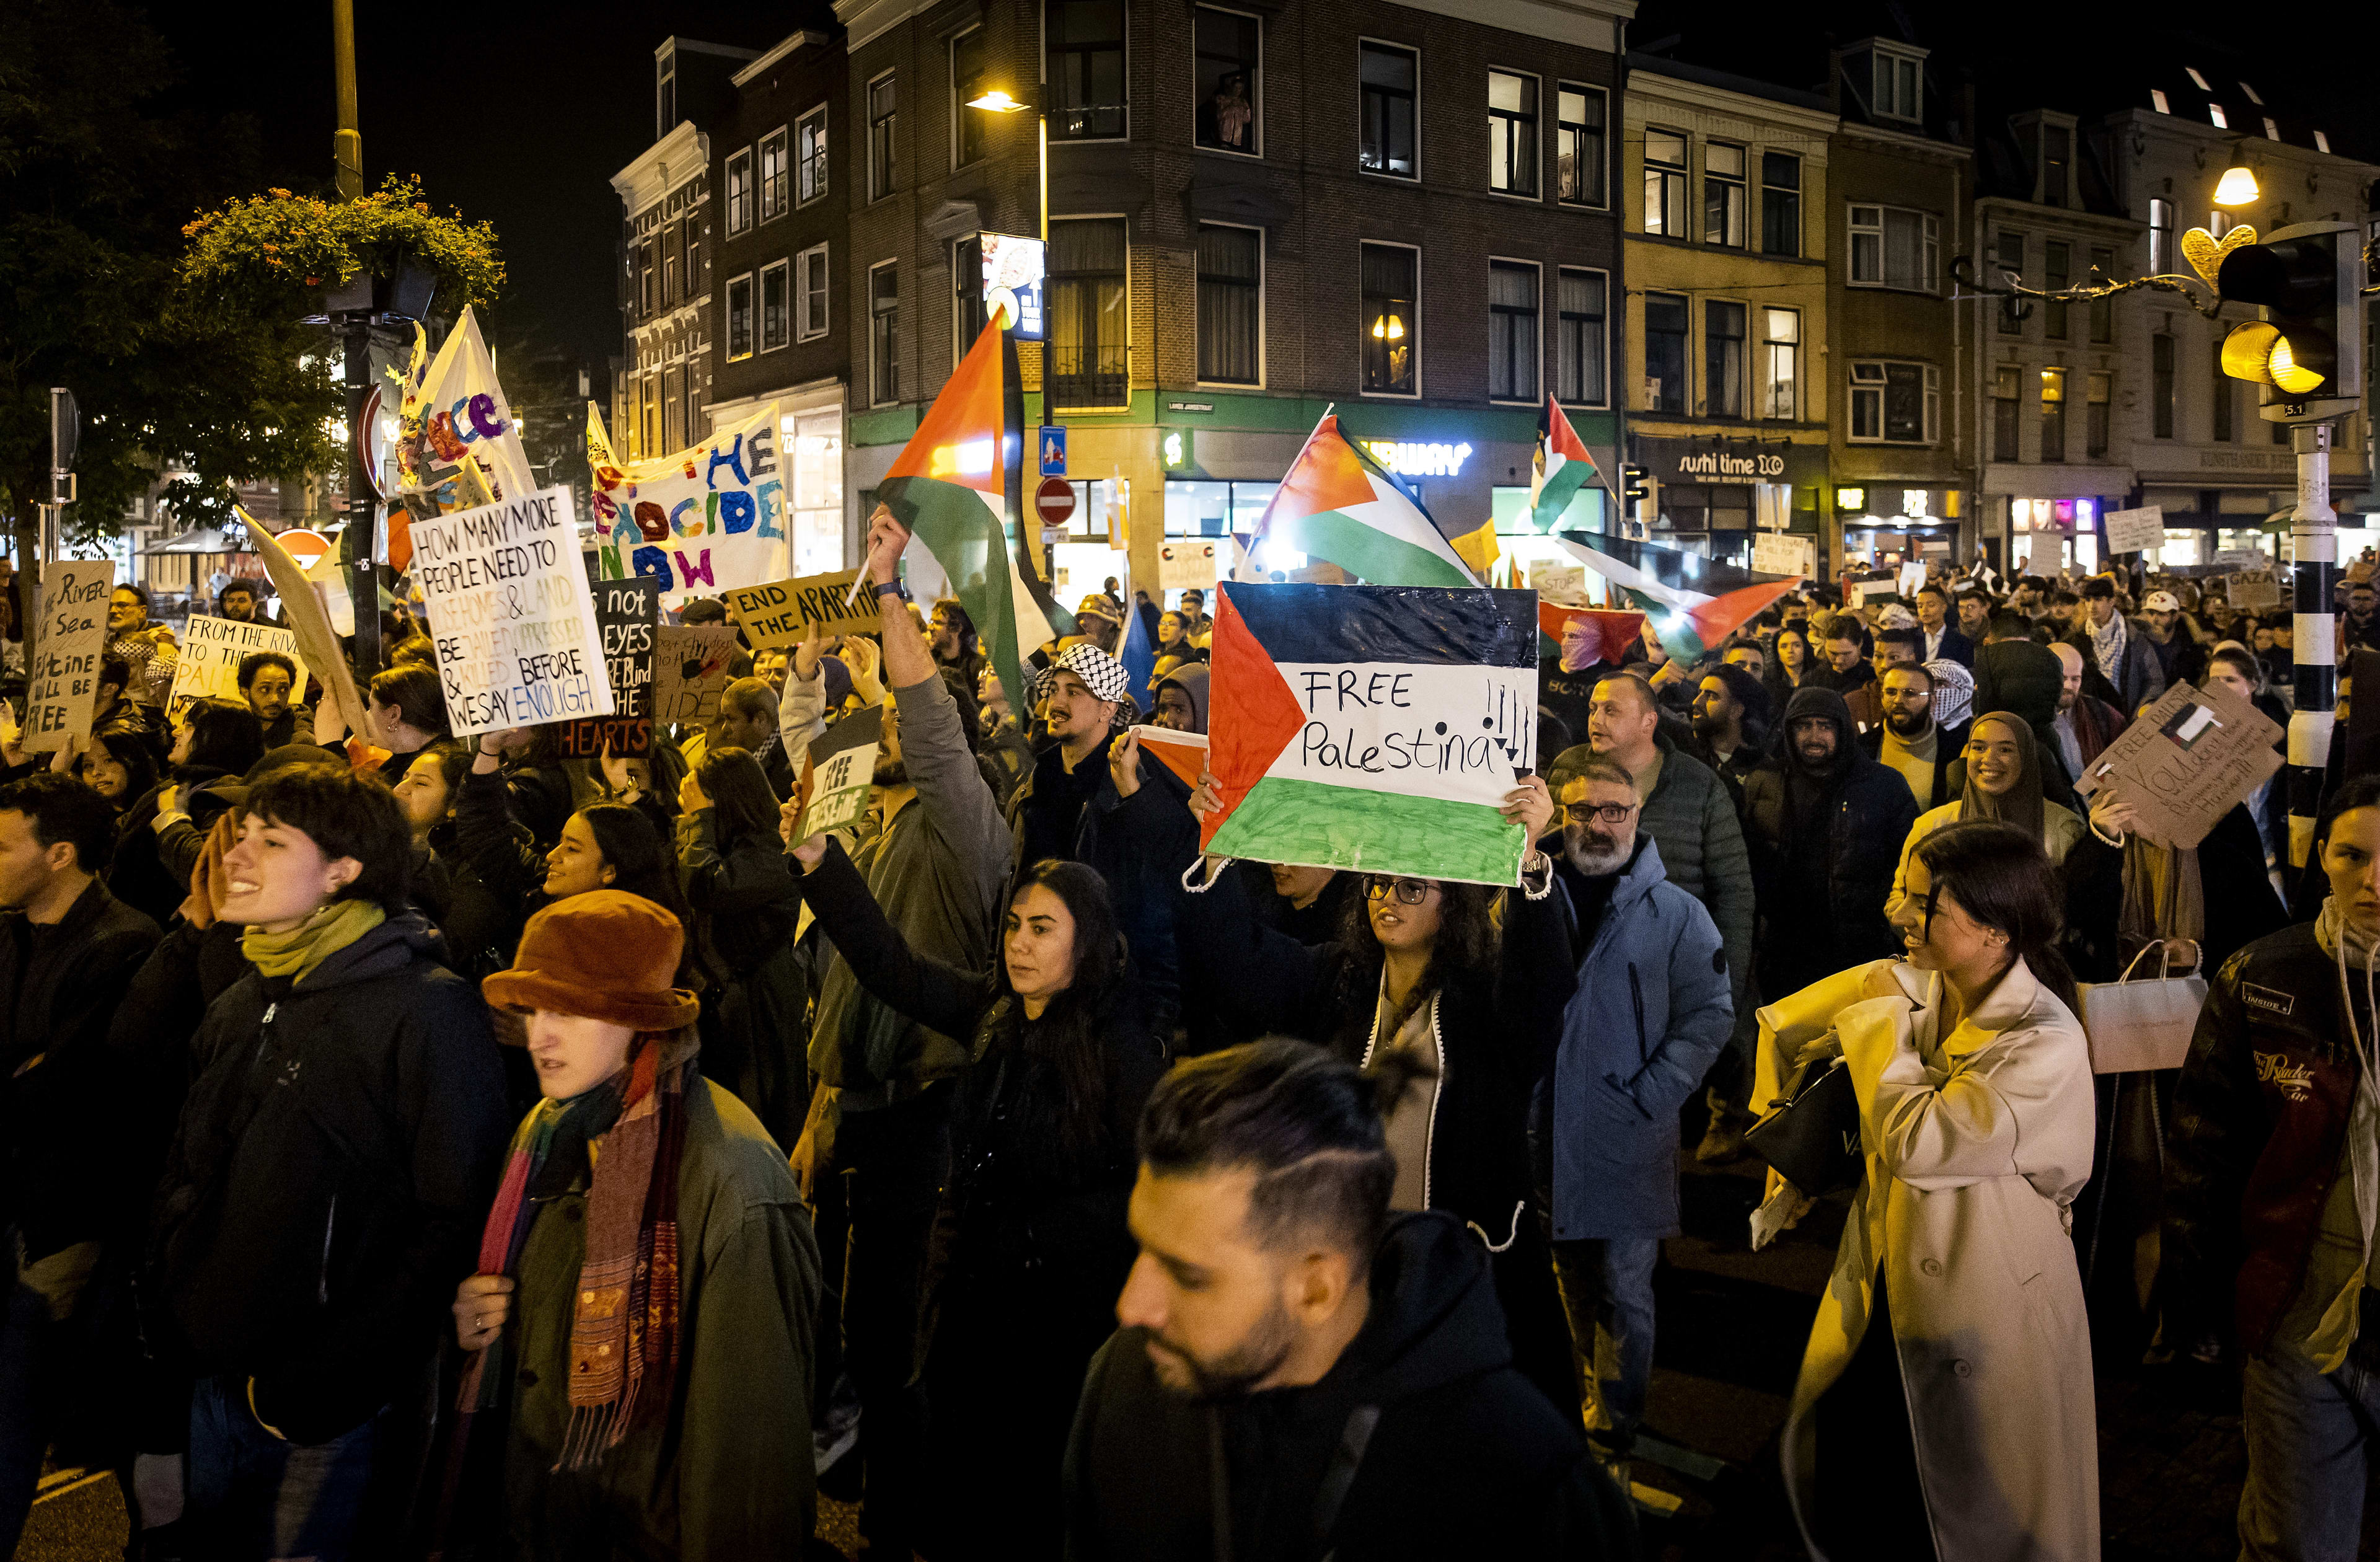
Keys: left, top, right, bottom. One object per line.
{"left": 1034, "top": 476, "right": 1077, "bottom": 527}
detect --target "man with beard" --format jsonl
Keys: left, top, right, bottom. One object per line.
{"left": 2047, "top": 642, "right": 2126, "bottom": 787}
{"left": 1065, "top": 1039, "right": 1634, "bottom": 1560}
{"left": 1811, "top": 613, "right": 1874, "bottom": 699}
{"left": 1859, "top": 662, "right": 1961, "bottom": 810}
{"left": 1954, "top": 584, "right": 1993, "bottom": 648}
{"left": 1688, "top": 663, "right": 1770, "bottom": 800}
{"left": 1740, "top": 686, "right": 1919, "bottom": 1002}
{"left": 778, "top": 507, "right": 1013, "bottom": 1561}
{"left": 1543, "top": 756, "right": 1730, "bottom": 1468}
{"left": 2141, "top": 588, "right": 2209, "bottom": 689}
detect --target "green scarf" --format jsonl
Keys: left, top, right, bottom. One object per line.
{"left": 241, "top": 899, "right": 387, "bottom": 984}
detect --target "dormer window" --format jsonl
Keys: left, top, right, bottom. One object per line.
{"left": 657, "top": 45, "right": 677, "bottom": 140}
{"left": 2014, "top": 111, "right": 2078, "bottom": 208}
{"left": 2240, "top": 80, "right": 2264, "bottom": 105}
{"left": 2264, "top": 118, "right": 2281, "bottom": 141}
{"left": 1873, "top": 48, "right": 1921, "bottom": 121}
{"left": 2315, "top": 130, "right": 2332, "bottom": 154}
{"left": 2208, "top": 103, "right": 2228, "bottom": 130}
{"left": 2043, "top": 124, "right": 2070, "bottom": 206}
{"left": 2150, "top": 89, "right": 2170, "bottom": 114}
{"left": 2185, "top": 66, "right": 2211, "bottom": 91}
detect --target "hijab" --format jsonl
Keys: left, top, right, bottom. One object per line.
{"left": 1959, "top": 712, "right": 2047, "bottom": 840}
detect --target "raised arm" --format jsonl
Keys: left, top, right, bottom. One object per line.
{"left": 791, "top": 833, "right": 984, "bottom": 1039}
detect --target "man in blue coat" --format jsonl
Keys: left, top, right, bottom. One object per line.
{"left": 1546, "top": 753, "right": 1732, "bottom": 1468}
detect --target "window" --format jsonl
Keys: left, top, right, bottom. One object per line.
{"left": 686, "top": 381, "right": 703, "bottom": 446}
{"left": 1488, "top": 261, "right": 1539, "bottom": 402}
{"left": 2211, "top": 343, "right": 2234, "bottom": 441}
{"left": 1761, "top": 153, "right": 1800, "bottom": 257}
{"left": 2152, "top": 335, "right": 2174, "bottom": 438}
{"left": 760, "top": 260, "right": 790, "bottom": 353}
{"left": 639, "top": 374, "right": 656, "bottom": 459}
{"left": 2039, "top": 367, "right": 2067, "bottom": 462}
{"left": 1644, "top": 292, "right": 1686, "bottom": 412}
{"left": 1488, "top": 72, "right": 1538, "bottom": 196}
{"left": 684, "top": 221, "right": 700, "bottom": 304}
{"left": 869, "top": 262, "right": 899, "bottom": 405}
{"left": 663, "top": 366, "right": 682, "bottom": 453}
{"left": 2042, "top": 125, "right": 2070, "bottom": 206}
{"left": 2151, "top": 88, "right": 2170, "bottom": 114}
{"left": 1849, "top": 361, "right": 1937, "bottom": 444}
{"left": 1847, "top": 205, "right": 1939, "bottom": 291}
{"left": 2149, "top": 198, "right": 2175, "bottom": 276}
{"left": 868, "top": 74, "right": 896, "bottom": 199}
{"left": 1873, "top": 50, "right": 1921, "bottom": 121}
{"left": 725, "top": 149, "right": 753, "bottom": 234}
{"left": 1704, "top": 300, "right": 1745, "bottom": 418}
{"left": 1359, "top": 43, "right": 1418, "bottom": 179}
{"left": 759, "top": 128, "right": 789, "bottom": 222}
{"left": 1049, "top": 0, "right": 1126, "bottom": 139}
{"left": 1996, "top": 230, "right": 2026, "bottom": 335}
{"left": 1195, "top": 8, "right": 1261, "bottom": 154}
{"left": 953, "top": 236, "right": 987, "bottom": 348}
{"left": 798, "top": 107, "right": 827, "bottom": 205}
{"left": 637, "top": 241, "right": 654, "bottom": 316}
{"left": 1049, "top": 218, "right": 1129, "bottom": 407}
{"left": 2043, "top": 241, "right": 2069, "bottom": 339}
{"left": 1196, "top": 224, "right": 1261, "bottom": 384}
{"left": 1644, "top": 129, "right": 1688, "bottom": 237}
{"left": 953, "top": 29, "right": 991, "bottom": 166}
{"left": 1761, "top": 307, "right": 1798, "bottom": 420}
{"left": 663, "top": 221, "right": 679, "bottom": 304}
{"left": 726, "top": 272, "right": 754, "bottom": 361}
{"left": 1993, "top": 364, "right": 2020, "bottom": 460}
{"left": 2087, "top": 371, "right": 2111, "bottom": 457}
{"left": 2208, "top": 104, "right": 2227, "bottom": 130}
{"left": 2088, "top": 247, "right": 2112, "bottom": 342}
{"left": 1703, "top": 143, "right": 1745, "bottom": 247}
{"left": 1361, "top": 242, "right": 1417, "bottom": 395}
{"left": 1555, "top": 268, "right": 1606, "bottom": 405}
{"left": 797, "top": 244, "right": 829, "bottom": 341}
{"left": 1556, "top": 86, "right": 1605, "bottom": 206}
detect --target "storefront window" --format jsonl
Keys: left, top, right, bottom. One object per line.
{"left": 788, "top": 410, "right": 844, "bottom": 573}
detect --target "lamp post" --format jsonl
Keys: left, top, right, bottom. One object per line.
{"left": 964, "top": 87, "right": 1049, "bottom": 423}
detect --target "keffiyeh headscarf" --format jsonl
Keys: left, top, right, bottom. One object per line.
{"left": 1054, "top": 642, "right": 1132, "bottom": 705}
{"left": 2090, "top": 604, "right": 2130, "bottom": 683}
{"left": 1926, "top": 658, "right": 1974, "bottom": 731}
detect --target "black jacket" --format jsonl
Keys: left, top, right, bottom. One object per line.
{"left": 1924, "top": 625, "right": 1976, "bottom": 668}
{"left": 0, "top": 880, "right": 161, "bottom": 1263}
{"left": 148, "top": 910, "right": 509, "bottom": 1444}
{"left": 677, "top": 808, "right": 809, "bottom": 1151}
{"left": 109, "top": 771, "right": 240, "bottom": 927}
{"left": 1063, "top": 1212, "right": 1635, "bottom": 1561}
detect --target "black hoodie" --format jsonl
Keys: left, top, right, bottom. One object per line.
{"left": 1063, "top": 1212, "right": 1634, "bottom": 1561}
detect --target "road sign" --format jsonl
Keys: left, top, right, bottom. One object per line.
{"left": 275, "top": 528, "right": 335, "bottom": 572}
{"left": 1034, "top": 476, "right": 1077, "bottom": 527}
{"left": 1038, "top": 425, "right": 1067, "bottom": 477}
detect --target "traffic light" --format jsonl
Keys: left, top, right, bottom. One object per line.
{"left": 1621, "top": 464, "right": 1650, "bottom": 505}
{"left": 2216, "top": 219, "right": 2365, "bottom": 423}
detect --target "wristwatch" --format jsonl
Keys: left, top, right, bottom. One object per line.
{"left": 873, "top": 577, "right": 912, "bottom": 604}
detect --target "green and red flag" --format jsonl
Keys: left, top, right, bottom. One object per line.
{"left": 1245, "top": 415, "right": 1481, "bottom": 588}
{"left": 1536, "top": 602, "right": 1646, "bottom": 664}
{"left": 1623, "top": 580, "right": 1799, "bottom": 664}
{"left": 876, "top": 321, "right": 1072, "bottom": 702}
{"left": 1528, "top": 395, "right": 1601, "bottom": 531}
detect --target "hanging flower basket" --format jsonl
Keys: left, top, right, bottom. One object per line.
{"left": 180, "top": 175, "right": 504, "bottom": 320}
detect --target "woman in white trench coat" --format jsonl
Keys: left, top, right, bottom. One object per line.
{"left": 1756, "top": 819, "right": 2100, "bottom": 1562}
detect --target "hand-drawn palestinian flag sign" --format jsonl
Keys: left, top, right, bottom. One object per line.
{"left": 1204, "top": 582, "right": 1539, "bottom": 886}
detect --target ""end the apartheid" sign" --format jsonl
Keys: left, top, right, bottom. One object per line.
{"left": 725, "top": 569, "right": 881, "bottom": 650}
{"left": 411, "top": 485, "right": 612, "bottom": 738}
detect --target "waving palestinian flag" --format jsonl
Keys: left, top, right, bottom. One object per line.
{"left": 1204, "top": 581, "right": 1538, "bottom": 886}
{"left": 1529, "top": 395, "right": 1602, "bottom": 531}
{"left": 876, "top": 321, "right": 1072, "bottom": 702}
{"left": 1245, "top": 415, "right": 1481, "bottom": 588}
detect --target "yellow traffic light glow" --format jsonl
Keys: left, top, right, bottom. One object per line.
{"left": 966, "top": 89, "right": 1027, "bottom": 112}
{"left": 2267, "top": 336, "right": 2323, "bottom": 394}
{"left": 2213, "top": 161, "right": 2261, "bottom": 207}
{"left": 2222, "top": 320, "right": 2329, "bottom": 393}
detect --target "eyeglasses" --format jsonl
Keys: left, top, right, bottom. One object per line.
{"left": 1363, "top": 876, "right": 1435, "bottom": 906}
{"left": 1563, "top": 801, "right": 1639, "bottom": 826}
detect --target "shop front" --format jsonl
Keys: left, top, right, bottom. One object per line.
{"left": 1835, "top": 484, "right": 1967, "bottom": 573}
{"left": 1629, "top": 433, "right": 1827, "bottom": 572}
{"left": 1980, "top": 462, "right": 2135, "bottom": 578}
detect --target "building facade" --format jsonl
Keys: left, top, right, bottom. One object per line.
{"left": 1620, "top": 56, "right": 1834, "bottom": 577}
{"left": 834, "top": 0, "right": 1636, "bottom": 599}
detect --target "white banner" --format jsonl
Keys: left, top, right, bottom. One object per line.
{"left": 411, "top": 485, "right": 612, "bottom": 737}
{"left": 1752, "top": 534, "right": 1817, "bottom": 579}
{"left": 588, "top": 400, "right": 790, "bottom": 605}
{"left": 394, "top": 307, "right": 536, "bottom": 509}
{"left": 2104, "top": 504, "right": 2166, "bottom": 555}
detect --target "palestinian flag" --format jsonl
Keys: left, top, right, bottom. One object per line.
{"left": 1536, "top": 604, "right": 1646, "bottom": 664}
{"left": 1203, "top": 581, "right": 1538, "bottom": 887}
{"left": 1529, "top": 396, "right": 1601, "bottom": 531}
{"left": 1247, "top": 415, "right": 1481, "bottom": 588}
{"left": 877, "top": 320, "right": 1072, "bottom": 703}
{"left": 1622, "top": 580, "right": 1800, "bottom": 664}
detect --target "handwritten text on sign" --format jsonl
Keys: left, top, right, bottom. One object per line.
{"left": 411, "top": 485, "right": 612, "bottom": 738}
{"left": 651, "top": 625, "right": 743, "bottom": 728}
{"left": 1271, "top": 661, "right": 1536, "bottom": 807}
{"left": 725, "top": 569, "right": 881, "bottom": 650}
{"left": 169, "top": 615, "right": 311, "bottom": 720}
{"left": 23, "top": 562, "right": 115, "bottom": 751}
{"left": 558, "top": 577, "right": 660, "bottom": 759}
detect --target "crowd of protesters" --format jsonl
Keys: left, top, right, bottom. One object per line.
{"left": 1, "top": 528, "right": 2378, "bottom": 1562}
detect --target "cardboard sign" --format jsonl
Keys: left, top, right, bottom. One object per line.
{"left": 2074, "top": 678, "right": 2285, "bottom": 849}
{"left": 2214, "top": 548, "right": 2267, "bottom": 569}
{"left": 1752, "top": 534, "right": 1817, "bottom": 580}
{"left": 800, "top": 704, "right": 883, "bottom": 838}
{"left": 1529, "top": 561, "right": 1589, "bottom": 604}
{"left": 558, "top": 577, "right": 661, "bottom": 759}
{"left": 410, "top": 485, "right": 612, "bottom": 738}
{"left": 1159, "top": 540, "right": 1219, "bottom": 593}
{"left": 247, "top": 513, "right": 378, "bottom": 744}
{"left": 651, "top": 625, "right": 742, "bottom": 729}
{"left": 588, "top": 399, "right": 788, "bottom": 603}
{"left": 724, "top": 570, "right": 879, "bottom": 650}
{"left": 2230, "top": 569, "right": 2283, "bottom": 614}
{"left": 168, "top": 615, "right": 311, "bottom": 721}
{"left": 22, "top": 562, "right": 115, "bottom": 752}
{"left": 2104, "top": 505, "right": 2166, "bottom": 555}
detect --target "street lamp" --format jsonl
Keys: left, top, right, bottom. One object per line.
{"left": 966, "top": 84, "right": 1052, "bottom": 448}
{"left": 2214, "top": 144, "right": 2261, "bottom": 207}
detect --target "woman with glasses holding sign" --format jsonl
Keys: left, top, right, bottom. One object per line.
{"left": 1176, "top": 767, "right": 1580, "bottom": 1413}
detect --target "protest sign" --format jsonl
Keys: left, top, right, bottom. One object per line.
{"left": 1159, "top": 540, "right": 1219, "bottom": 593}
{"left": 1529, "top": 561, "right": 1589, "bottom": 603}
{"left": 21, "top": 562, "right": 114, "bottom": 752}
{"left": 651, "top": 625, "right": 742, "bottom": 729}
{"left": 588, "top": 400, "right": 788, "bottom": 603}
{"left": 2230, "top": 569, "right": 2283, "bottom": 613}
{"left": 557, "top": 577, "right": 661, "bottom": 759}
{"left": 394, "top": 308, "right": 536, "bottom": 516}
{"left": 1752, "top": 533, "right": 1817, "bottom": 580}
{"left": 800, "top": 704, "right": 883, "bottom": 838}
{"left": 2214, "top": 547, "right": 2268, "bottom": 569}
{"left": 1202, "top": 582, "right": 1538, "bottom": 886}
{"left": 2104, "top": 505, "right": 2165, "bottom": 555}
{"left": 724, "top": 570, "right": 879, "bottom": 650}
{"left": 169, "top": 616, "right": 311, "bottom": 721}
{"left": 245, "top": 510, "right": 378, "bottom": 743}
{"left": 2073, "top": 678, "right": 2285, "bottom": 849}
{"left": 410, "top": 485, "right": 611, "bottom": 739}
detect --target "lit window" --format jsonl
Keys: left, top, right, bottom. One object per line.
{"left": 1488, "top": 72, "right": 1539, "bottom": 196}
{"left": 1703, "top": 143, "right": 1745, "bottom": 247}
{"left": 2264, "top": 118, "right": 2281, "bottom": 141}
{"left": 1644, "top": 128, "right": 1687, "bottom": 236}
{"left": 2185, "top": 66, "right": 2211, "bottom": 90}
{"left": 2208, "top": 104, "right": 2228, "bottom": 129}
{"left": 2316, "top": 130, "right": 2332, "bottom": 154}
{"left": 2150, "top": 89, "right": 2169, "bottom": 114}
{"left": 759, "top": 128, "right": 789, "bottom": 221}
{"left": 796, "top": 245, "right": 829, "bottom": 342}
{"left": 798, "top": 107, "right": 827, "bottom": 205}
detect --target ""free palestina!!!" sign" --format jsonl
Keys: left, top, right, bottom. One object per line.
{"left": 1201, "top": 582, "right": 1538, "bottom": 886}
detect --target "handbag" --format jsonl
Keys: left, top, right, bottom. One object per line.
{"left": 2079, "top": 939, "right": 2209, "bottom": 1074}
{"left": 1745, "top": 1053, "right": 1864, "bottom": 1195}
